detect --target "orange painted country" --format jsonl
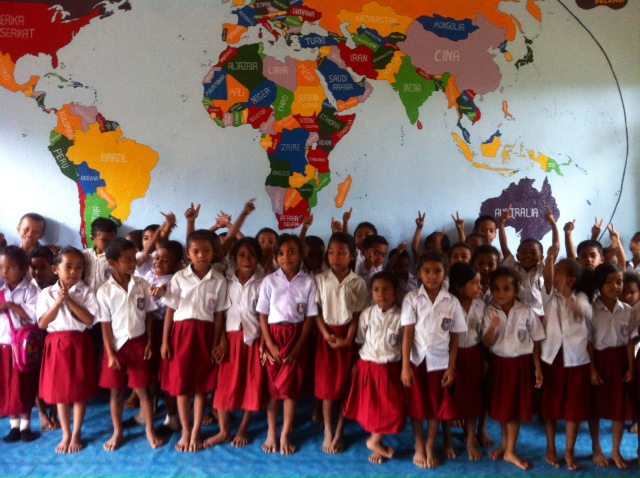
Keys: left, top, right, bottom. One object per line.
{"left": 54, "top": 103, "right": 84, "bottom": 141}
{"left": 0, "top": 53, "right": 38, "bottom": 94}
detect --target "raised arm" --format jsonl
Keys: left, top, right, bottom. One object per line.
{"left": 544, "top": 243, "right": 559, "bottom": 295}
{"left": 498, "top": 205, "right": 514, "bottom": 259}
{"left": 184, "top": 202, "right": 200, "bottom": 240}
{"left": 452, "top": 211, "right": 466, "bottom": 243}
{"left": 591, "top": 217, "right": 604, "bottom": 241}
{"left": 386, "top": 241, "right": 407, "bottom": 271}
{"left": 299, "top": 213, "right": 313, "bottom": 243}
{"left": 223, "top": 199, "right": 256, "bottom": 249}
{"left": 411, "top": 211, "right": 425, "bottom": 265}
{"left": 342, "top": 207, "right": 352, "bottom": 235}
{"left": 608, "top": 224, "right": 627, "bottom": 272}
{"left": 564, "top": 219, "right": 577, "bottom": 260}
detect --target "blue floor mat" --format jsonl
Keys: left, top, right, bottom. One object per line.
{"left": 1, "top": 395, "right": 638, "bottom": 477}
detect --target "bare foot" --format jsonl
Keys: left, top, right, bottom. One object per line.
{"left": 103, "top": 433, "right": 124, "bottom": 452}
{"left": 477, "top": 431, "right": 494, "bottom": 448}
{"left": 175, "top": 432, "right": 191, "bottom": 452}
{"left": 262, "top": 434, "right": 279, "bottom": 454}
{"left": 189, "top": 431, "right": 204, "bottom": 452}
{"left": 451, "top": 419, "right": 464, "bottom": 428}
{"left": 413, "top": 449, "right": 428, "bottom": 468}
{"left": 366, "top": 437, "right": 393, "bottom": 459}
{"left": 322, "top": 430, "right": 335, "bottom": 454}
{"left": 489, "top": 446, "right": 505, "bottom": 460}
{"left": 231, "top": 432, "right": 249, "bottom": 447}
{"left": 147, "top": 431, "right": 165, "bottom": 449}
{"left": 369, "top": 452, "right": 385, "bottom": 464}
{"left": 203, "top": 431, "right": 232, "bottom": 448}
{"left": 443, "top": 442, "right": 457, "bottom": 459}
{"left": 546, "top": 451, "right": 560, "bottom": 468}
{"left": 280, "top": 435, "right": 296, "bottom": 455}
{"left": 592, "top": 451, "right": 609, "bottom": 467}
{"left": 40, "top": 413, "right": 55, "bottom": 431}
{"left": 55, "top": 436, "right": 70, "bottom": 454}
{"left": 331, "top": 436, "right": 344, "bottom": 453}
{"left": 123, "top": 393, "right": 139, "bottom": 410}
{"left": 467, "top": 446, "right": 482, "bottom": 461}
{"left": 565, "top": 451, "right": 581, "bottom": 471}
{"left": 611, "top": 452, "right": 628, "bottom": 469}
{"left": 629, "top": 421, "right": 638, "bottom": 434}
{"left": 504, "top": 451, "right": 531, "bottom": 470}
{"left": 50, "top": 416, "right": 61, "bottom": 430}
{"left": 67, "top": 437, "right": 84, "bottom": 454}
{"left": 201, "top": 409, "right": 218, "bottom": 426}
{"left": 425, "top": 447, "right": 440, "bottom": 469}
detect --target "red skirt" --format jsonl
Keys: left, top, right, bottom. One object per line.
{"left": 541, "top": 350, "right": 590, "bottom": 422}
{"left": 265, "top": 323, "right": 308, "bottom": 400}
{"left": 344, "top": 360, "right": 406, "bottom": 434}
{"left": 315, "top": 323, "right": 356, "bottom": 401}
{"left": 0, "top": 345, "right": 39, "bottom": 416}
{"left": 40, "top": 331, "right": 97, "bottom": 404}
{"left": 214, "top": 331, "right": 266, "bottom": 412}
{"left": 489, "top": 354, "right": 534, "bottom": 423}
{"left": 405, "top": 360, "right": 456, "bottom": 421}
{"left": 592, "top": 346, "right": 636, "bottom": 421}
{"left": 163, "top": 320, "right": 217, "bottom": 396}
{"left": 450, "top": 345, "right": 484, "bottom": 419}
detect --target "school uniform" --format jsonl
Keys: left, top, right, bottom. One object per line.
{"left": 355, "top": 261, "right": 383, "bottom": 291}
{"left": 135, "top": 251, "right": 155, "bottom": 278}
{"left": 142, "top": 269, "right": 173, "bottom": 380}
{"left": 314, "top": 270, "right": 368, "bottom": 401}
{"left": 214, "top": 271, "right": 265, "bottom": 412}
{"left": 501, "top": 255, "right": 544, "bottom": 317}
{"left": 401, "top": 285, "right": 467, "bottom": 421}
{"left": 343, "top": 304, "right": 405, "bottom": 434}
{"left": 36, "top": 280, "right": 98, "bottom": 404}
{"left": 451, "top": 298, "right": 486, "bottom": 420}
{"left": 82, "top": 247, "right": 112, "bottom": 292}
{"left": 590, "top": 298, "right": 637, "bottom": 421}
{"left": 161, "top": 264, "right": 230, "bottom": 396}
{"left": 96, "top": 275, "right": 157, "bottom": 390}
{"left": 482, "top": 300, "right": 545, "bottom": 423}
{"left": 256, "top": 268, "right": 318, "bottom": 400}
{"left": 540, "top": 290, "right": 591, "bottom": 421}
{"left": 0, "top": 278, "right": 39, "bottom": 416}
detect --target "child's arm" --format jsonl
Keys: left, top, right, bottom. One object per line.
{"left": 101, "top": 321, "right": 120, "bottom": 370}
{"left": 591, "top": 217, "right": 604, "bottom": 241}
{"left": 63, "top": 290, "right": 95, "bottom": 325}
{"left": 161, "top": 307, "right": 175, "bottom": 360}
{"left": 543, "top": 243, "right": 559, "bottom": 295}
{"left": 144, "top": 312, "right": 153, "bottom": 360}
{"left": 0, "top": 301, "right": 33, "bottom": 324}
{"left": 157, "top": 211, "right": 177, "bottom": 244}
{"left": 563, "top": 219, "right": 577, "bottom": 260}
{"left": 623, "top": 340, "right": 634, "bottom": 382}
{"left": 315, "top": 309, "right": 335, "bottom": 345}
{"left": 222, "top": 199, "right": 256, "bottom": 250}
{"left": 38, "top": 291, "right": 64, "bottom": 329}
{"left": 498, "top": 205, "right": 514, "bottom": 260}
{"left": 401, "top": 324, "right": 415, "bottom": 387}
{"left": 330, "top": 217, "right": 343, "bottom": 234}
{"left": 299, "top": 214, "right": 313, "bottom": 243}
{"left": 342, "top": 207, "right": 352, "bottom": 235}
{"left": 533, "top": 341, "right": 543, "bottom": 389}
{"left": 212, "top": 311, "right": 227, "bottom": 363}
{"left": 482, "top": 309, "right": 501, "bottom": 348}
{"left": 285, "top": 315, "right": 315, "bottom": 363}
{"left": 259, "top": 313, "right": 281, "bottom": 363}
{"left": 587, "top": 342, "right": 603, "bottom": 385}
{"left": 608, "top": 224, "right": 627, "bottom": 272}
{"left": 210, "top": 211, "right": 232, "bottom": 234}
{"left": 452, "top": 211, "right": 465, "bottom": 243}
{"left": 441, "top": 332, "right": 459, "bottom": 388}
{"left": 184, "top": 203, "right": 200, "bottom": 240}
{"left": 411, "top": 211, "right": 425, "bottom": 264}
{"left": 545, "top": 206, "right": 560, "bottom": 251}
{"left": 386, "top": 241, "right": 407, "bottom": 271}
{"left": 330, "top": 312, "right": 360, "bottom": 349}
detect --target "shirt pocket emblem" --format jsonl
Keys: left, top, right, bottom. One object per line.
{"left": 136, "top": 297, "right": 145, "bottom": 310}
{"left": 387, "top": 332, "right": 399, "bottom": 347}
{"left": 517, "top": 328, "right": 528, "bottom": 343}
{"left": 296, "top": 302, "right": 306, "bottom": 315}
{"left": 441, "top": 317, "right": 452, "bottom": 331}
{"left": 620, "top": 324, "right": 628, "bottom": 338}
{"left": 208, "top": 298, "right": 217, "bottom": 311}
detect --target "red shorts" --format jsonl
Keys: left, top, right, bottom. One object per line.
{"left": 405, "top": 360, "right": 455, "bottom": 421}
{"left": 40, "top": 331, "right": 97, "bottom": 404}
{"left": 214, "top": 331, "right": 266, "bottom": 412}
{"left": 163, "top": 320, "right": 217, "bottom": 396}
{"left": 489, "top": 354, "right": 534, "bottom": 423}
{"left": 99, "top": 334, "right": 151, "bottom": 390}
{"left": 265, "top": 323, "right": 308, "bottom": 401}
{"left": 541, "top": 350, "right": 590, "bottom": 422}
{"left": 450, "top": 344, "right": 484, "bottom": 420}
{"left": 315, "top": 323, "right": 355, "bottom": 401}
{"left": 344, "top": 360, "right": 405, "bottom": 434}
{"left": 0, "top": 345, "right": 39, "bottom": 416}
{"left": 592, "top": 346, "right": 636, "bottom": 421}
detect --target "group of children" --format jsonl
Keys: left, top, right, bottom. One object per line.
{"left": 0, "top": 203, "right": 639, "bottom": 472}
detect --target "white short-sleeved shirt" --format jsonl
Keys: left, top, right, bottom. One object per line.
{"left": 459, "top": 298, "right": 486, "bottom": 349}
{"left": 626, "top": 261, "right": 640, "bottom": 275}
{"left": 96, "top": 275, "right": 157, "bottom": 351}
{"left": 355, "top": 261, "right": 383, "bottom": 291}
{"left": 315, "top": 270, "right": 369, "bottom": 326}
{"left": 541, "top": 290, "right": 591, "bottom": 366}
{"left": 356, "top": 304, "right": 402, "bottom": 364}
{"left": 395, "top": 272, "right": 419, "bottom": 308}
{"left": 162, "top": 265, "right": 230, "bottom": 323}
{"left": 256, "top": 268, "right": 318, "bottom": 324}
{"left": 36, "top": 280, "right": 98, "bottom": 332}
{"left": 401, "top": 285, "right": 467, "bottom": 371}
{"left": 501, "top": 255, "right": 544, "bottom": 317}
{"left": 135, "top": 250, "right": 155, "bottom": 278}
{"left": 590, "top": 298, "right": 638, "bottom": 351}
{"left": 482, "top": 300, "right": 546, "bottom": 358}
{"left": 142, "top": 269, "right": 173, "bottom": 321}
{"left": 82, "top": 248, "right": 112, "bottom": 292}
{"left": 225, "top": 271, "right": 263, "bottom": 345}
{"left": 0, "top": 278, "right": 39, "bottom": 345}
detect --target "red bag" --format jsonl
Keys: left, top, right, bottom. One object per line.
{"left": 0, "top": 291, "right": 44, "bottom": 372}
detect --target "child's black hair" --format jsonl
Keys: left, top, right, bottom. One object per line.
{"left": 518, "top": 238, "right": 543, "bottom": 255}
{"left": 91, "top": 217, "right": 118, "bottom": 238}
{"left": 275, "top": 233, "right": 303, "bottom": 256}
{"left": 362, "top": 234, "right": 388, "bottom": 250}
{"left": 232, "top": 237, "right": 263, "bottom": 265}
{"left": 448, "top": 262, "right": 479, "bottom": 297}
{"left": 105, "top": 237, "right": 137, "bottom": 262}
{"left": 630, "top": 232, "right": 640, "bottom": 243}
{"left": 490, "top": 266, "right": 521, "bottom": 290}
{"left": 158, "top": 240, "right": 185, "bottom": 265}
{"left": 417, "top": 251, "right": 449, "bottom": 272}
{"left": 425, "top": 231, "right": 451, "bottom": 253}
{"left": 187, "top": 229, "right": 220, "bottom": 249}
{"left": 593, "top": 262, "right": 622, "bottom": 292}
{"left": 388, "top": 247, "right": 410, "bottom": 262}
{"left": 53, "top": 246, "right": 84, "bottom": 266}
{"left": 623, "top": 271, "right": 640, "bottom": 290}
{"left": 0, "top": 245, "right": 29, "bottom": 273}
{"left": 449, "top": 241, "right": 472, "bottom": 257}
{"left": 370, "top": 269, "right": 398, "bottom": 292}
{"left": 576, "top": 239, "right": 603, "bottom": 257}
{"left": 143, "top": 224, "right": 160, "bottom": 234}
{"left": 29, "top": 245, "right": 55, "bottom": 264}
{"left": 354, "top": 221, "right": 377, "bottom": 236}
{"left": 304, "top": 235, "right": 326, "bottom": 251}
{"left": 255, "top": 227, "right": 279, "bottom": 241}
{"left": 327, "top": 232, "right": 356, "bottom": 256}
{"left": 126, "top": 229, "right": 143, "bottom": 251}
{"left": 19, "top": 212, "right": 46, "bottom": 231}
{"left": 471, "top": 245, "right": 501, "bottom": 264}
{"left": 474, "top": 215, "right": 497, "bottom": 231}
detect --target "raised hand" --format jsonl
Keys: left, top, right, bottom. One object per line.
{"left": 184, "top": 202, "right": 201, "bottom": 222}
{"left": 342, "top": 207, "right": 352, "bottom": 223}
{"left": 415, "top": 211, "right": 425, "bottom": 228}
{"left": 499, "top": 205, "right": 514, "bottom": 225}
{"left": 563, "top": 219, "right": 576, "bottom": 233}
{"left": 451, "top": 211, "right": 464, "bottom": 231}
{"left": 544, "top": 206, "right": 556, "bottom": 225}
{"left": 592, "top": 217, "right": 604, "bottom": 239}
